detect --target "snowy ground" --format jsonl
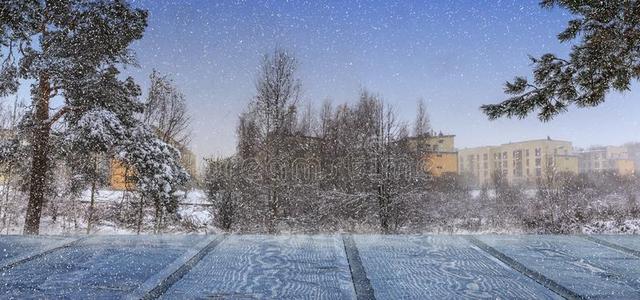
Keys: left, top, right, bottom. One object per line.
{"left": 0, "top": 189, "right": 215, "bottom": 235}
{"left": 3, "top": 188, "right": 639, "bottom": 235}
{"left": 1, "top": 234, "right": 639, "bottom": 299}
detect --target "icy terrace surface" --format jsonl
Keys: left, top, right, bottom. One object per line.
{"left": 0, "top": 234, "right": 639, "bottom": 299}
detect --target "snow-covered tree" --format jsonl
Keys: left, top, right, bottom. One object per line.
{"left": 65, "top": 109, "right": 123, "bottom": 233}
{"left": 116, "top": 125, "right": 189, "bottom": 233}
{"left": 0, "top": 0, "right": 148, "bottom": 234}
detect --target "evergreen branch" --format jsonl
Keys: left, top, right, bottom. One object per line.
{"left": 483, "top": 0, "right": 640, "bottom": 121}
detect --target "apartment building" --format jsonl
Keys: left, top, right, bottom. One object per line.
{"left": 405, "top": 133, "right": 458, "bottom": 177}
{"left": 577, "top": 146, "right": 635, "bottom": 175}
{"left": 458, "top": 138, "right": 577, "bottom": 186}
{"left": 626, "top": 143, "right": 640, "bottom": 173}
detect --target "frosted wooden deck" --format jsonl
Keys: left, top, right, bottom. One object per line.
{"left": 589, "top": 235, "right": 640, "bottom": 257}
{"left": 0, "top": 235, "right": 207, "bottom": 299}
{"left": 0, "top": 235, "right": 77, "bottom": 269}
{"left": 353, "top": 235, "right": 562, "bottom": 299}
{"left": 162, "top": 235, "right": 355, "bottom": 299}
{"left": 475, "top": 235, "right": 640, "bottom": 299}
{"left": 0, "top": 234, "right": 638, "bottom": 299}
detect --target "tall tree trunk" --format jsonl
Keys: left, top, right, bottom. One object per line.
{"left": 86, "top": 155, "right": 98, "bottom": 234}
{"left": 137, "top": 195, "right": 144, "bottom": 234}
{"left": 268, "top": 189, "right": 278, "bottom": 233}
{"left": 1, "top": 166, "right": 12, "bottom": 234}
{"left": 153, "top": 201, "right": 160, "bottom": 234}
{"left": 221, "top": 191, "right": 234, "bottom": 231}
{"left": 378, "top": 185, "right": 389, "bottom": 233}
{"left": 72, "top": 194, "right": 78, "bottom": 229}
{"left": 24, "top": 74, "right": 51, "bottom": 235}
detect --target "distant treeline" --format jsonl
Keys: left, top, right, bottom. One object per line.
{"left": 203, "top": 49, "right": 640, "bottom": 234}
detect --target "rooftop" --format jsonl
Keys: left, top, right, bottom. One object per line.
{"left": 460, "top": 137, "right": 572, "bottom": 151}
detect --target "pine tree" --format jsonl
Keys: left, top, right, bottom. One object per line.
{"left": 116, "top": 124, "right": 189, "bottom": 234}
{"left": 0, "top": 0, "right": 147, "bottom": 234}
{"left": 66, "top": 109, "right": 123, "bottom": 233}
{"left": 482, "top": 0, "right": 640, "bottom": 121}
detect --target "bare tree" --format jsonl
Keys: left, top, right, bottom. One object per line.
{"left": 0, "top": 98, "right": 23, "bottom": 234}
{"left": 318, "top": 99, "right": 333, "bottom": 138}
{"left": 236, "top": 112, "right": 260, "bottom": 159}
{"left": 143, "top": 70, "right": 191, "bottom": 146}
{"left": 368, "top": 95, "right": 415, "bottom": 233}
{"left": 296, "top": 102, "right": 314, "bottom": 136}
{"left": 413, "top": 98, "right": 431, "bottom": 137}
{"left": 253, "top": 48, "right": 301, "bottom": 138}
{"left": 224, "top": 48, "right": 304, "bottom": 232}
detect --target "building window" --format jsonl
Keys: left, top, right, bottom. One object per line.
{"left": 535, "top": 158, "right": 541, "bottom": 166}
{"left": 535, "top": 148, "right": 541, "bottom": 157}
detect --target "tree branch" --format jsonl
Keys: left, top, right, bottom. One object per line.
{"left": 47, "top": 105, "right": 81, "bottom": 125}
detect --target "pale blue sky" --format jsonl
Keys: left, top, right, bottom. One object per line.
{"left": 14, "top": 1, "right": 640, "bottom": 161}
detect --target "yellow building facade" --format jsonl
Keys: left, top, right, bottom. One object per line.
{"left": 406, "top": 134, "right": 459, "bottom": 177}
{"left": 458, "top": 138, "right": 578, "bottom": 186}
{"left": 613, "top": 159, "right": 635, "bottom": 176}
{"left": 110, "top": 160, "right": 135, "bottom": 190}
{"left": 554, "top": 155, "right": 579, "bottom": 174}
{"left": 577, "top": 146, "right": 636, "bottom": 175}
{"left": 425, "top": 151, "right": 458, "bottom": 176}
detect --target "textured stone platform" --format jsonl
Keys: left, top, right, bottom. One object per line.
{"left": 0, "top": 234, "right": 638, "bottom": 299}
